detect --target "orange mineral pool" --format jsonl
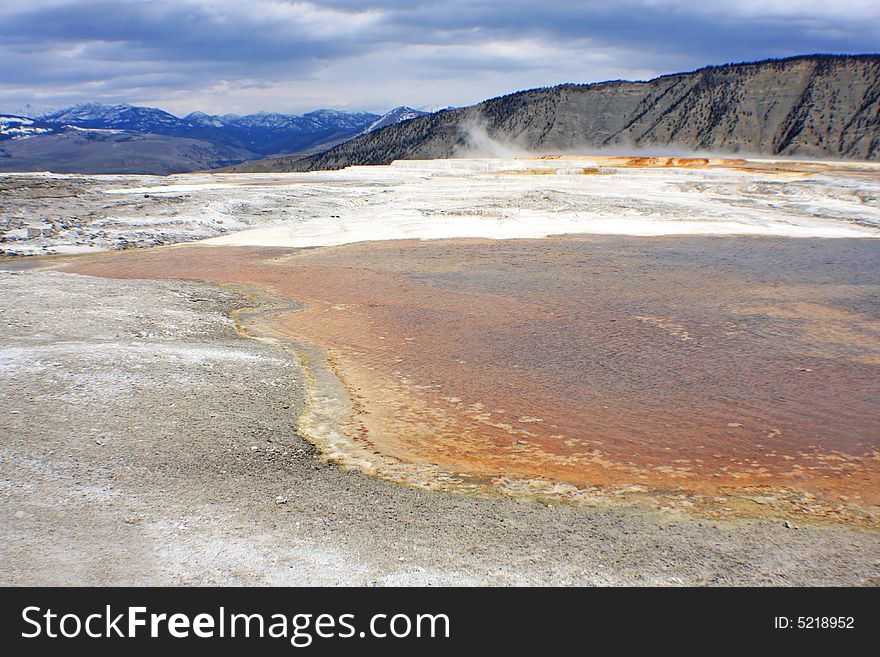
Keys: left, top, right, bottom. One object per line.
{"left": 65, "top": 235, "right": 880, "bottom": 525}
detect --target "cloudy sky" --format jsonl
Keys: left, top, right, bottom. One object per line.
{"left": 2, "top": 0, "right": 878, "bottom": 117}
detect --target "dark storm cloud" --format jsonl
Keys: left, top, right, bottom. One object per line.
{"left": 0, "top": 1, "right": 362, "bottom": 64}
{"left": 1, "top": 1, "right": 877, "bottom": 114}
{"left": 310, "top": 0, "right": 878, "bottom": 54}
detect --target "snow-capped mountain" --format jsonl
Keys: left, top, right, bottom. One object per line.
{"left": 0, "top": 115, "right": 56, "bottom": 141}
{"left": 2, "top": 101, "right": 440, "bottom": 173}
{"left": 301, "top": 109, "right": 379, "bottom": 130}
{"left": 361, "top": 107, "right": 429, "bottom": 136}
{"left": 38, "top": 103, "right": 382, "bottom": 156}
{"left": 228, "top": 111, "right": 298, "bottom": 129}
{"left": 416, "top": 104, "right": 456, "bottom": 113}
{"left": 41, "top": 103, "right": 188, "bottom": 132}
{"left": 2, "top": 112, "right": 138, "bottom": 144}
{"left": 183, "top": 111, "right": 229, "bottom": 128}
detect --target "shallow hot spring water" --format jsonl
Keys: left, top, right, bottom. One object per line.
{"left": 66, "top": 235, "right": 880, "bottom": 524}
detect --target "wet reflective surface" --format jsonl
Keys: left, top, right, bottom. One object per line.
{"left": 67, "top": 235, "right": 880, "bottom": 523}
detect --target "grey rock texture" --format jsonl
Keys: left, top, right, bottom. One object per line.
{"left": 287, "top": 55, "right": 880, "bottom": 171}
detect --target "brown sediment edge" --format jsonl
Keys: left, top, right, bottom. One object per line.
{"left": 228, "top": 285, "right": 405, "bottom": 472}
{"left": 226, "top": 283, "right": 601, "bottom": 496}
{"left": 225, "top": 283, "right": 503, "bottom": 494}
{"left": 222, "top": 281, "right": 880, "bottom": 530}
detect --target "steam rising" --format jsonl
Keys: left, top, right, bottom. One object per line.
{"left": 454, "top": 116, "right": 767, "bottom": 161}
{"left": 456, "top": 120, "right": 529, "bottom": 158}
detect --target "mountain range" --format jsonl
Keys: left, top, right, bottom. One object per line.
{"left": 3, "top": 55, "right": 879, "bottom": 175}
{"left": 281, "top": 54, "right": 879, "bottom": 172}
{"left": 0, "top": 104, "right": 428, "bottom": 174}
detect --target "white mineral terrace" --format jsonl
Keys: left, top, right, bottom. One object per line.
{"left": 188, "top": 157, "right": 880, "bottom": 246}
{"left": 6, "top": 156, "right": 879, "bottom": 257}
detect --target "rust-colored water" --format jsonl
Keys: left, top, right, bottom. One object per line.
{"left": 66, "top": 236, "right": 880, "bottom": 524}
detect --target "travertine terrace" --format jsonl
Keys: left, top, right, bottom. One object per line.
{"left": 3, "top": 156, "right": 879, "bottom": 257}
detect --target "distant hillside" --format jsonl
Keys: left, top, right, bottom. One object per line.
{"left": 220, "top": 106, "right": 429, "bottom": 172}
{"left": 358, "top": 106, "right": 428, "bottom": 135}
{"left": 287, "top": 55, "right": 880, "bottom": 172}
{"left": 0, "top": 127, "right": 253, "bottom": 175}
{"left": 39, "top": 103, "right": 379, "bottom": 157}
{"left": 0, "top": 103, "right": 386, "bottom": 174}
{"left": 0, "top": 115, "right": 56, "bottom": 141}
{"left": 1, "top": 103, "right": 445, "bottom": 174}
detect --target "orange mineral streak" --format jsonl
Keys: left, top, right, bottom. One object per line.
{"left": 66, "top": 237, "right": 880, "bottom": 525}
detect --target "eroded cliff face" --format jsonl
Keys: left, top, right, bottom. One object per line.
{"left": 281, "top": 55, "right": 879, "bottom": 171}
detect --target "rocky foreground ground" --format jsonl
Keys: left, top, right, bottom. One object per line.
{"left": 2, "top": 269, "right": 878, "bottom": 585}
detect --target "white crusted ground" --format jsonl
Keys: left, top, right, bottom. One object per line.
{"left": 2, "top": 157, "right": 879, "bottom": 256}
